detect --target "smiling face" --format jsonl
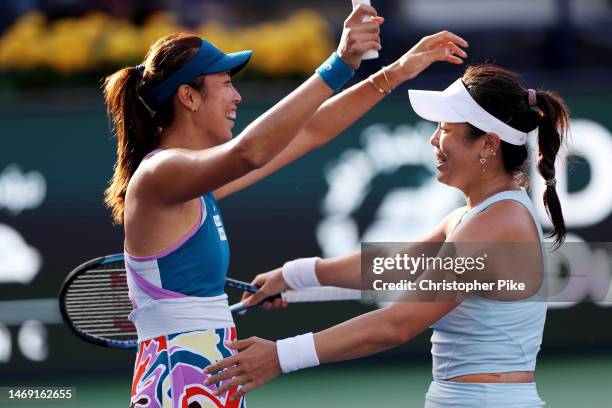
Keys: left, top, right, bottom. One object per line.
{"left": 193, "top": 72, "right": 241, "bottom": 144}
{"left": 430, "top": 122, "right": 483, "bottom": 190}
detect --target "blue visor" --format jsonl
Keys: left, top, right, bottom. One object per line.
{"left": 142, "top": 39, "right": 252, "bottom": 108}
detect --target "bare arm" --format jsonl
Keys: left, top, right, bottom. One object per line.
{"left": 139, "top": 75, "right": 334, "bottom": 204}
{"left": 315, "top": 300, "right": 458, "bottom": 363}
{"left": 214, "top": 30, "right": 469, "bottom": 200}
{"left": 239, "top": 206, "right": 465, "bottom": 308}
{"left": 136, "top": 5, "right": 380, "bottom": 204}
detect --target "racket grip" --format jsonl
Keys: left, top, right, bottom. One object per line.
{"left": 225, "top": 278, "right": 258, "bottom": 293}
{"left": 230, "top": 302, "right": 248, "bottom": 314}
{"left": 230, "top": 293, "right": 283, "bottom": 315}
{"left": 351, "top": 0, "right": 379, "bottom": 60}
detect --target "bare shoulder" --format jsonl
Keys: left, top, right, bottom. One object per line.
{"left": 440, "top": 205, "right": 469, "bottom": 237}
{"left": 123, "top": 151, "right": 178, "bottom": 219}
{"left": 451, "top": 200, "right": 539, "bottom": 243}
{"left": 126, "top": 149, "right": 180, "bottom": 201}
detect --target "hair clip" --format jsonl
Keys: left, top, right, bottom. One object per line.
{"left": 544, "top": 177, "right": 557, "bottom": 187}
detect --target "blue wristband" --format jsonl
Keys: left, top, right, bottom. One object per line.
{"left": 315, "top": 52, "right": 355, "bottom": 92}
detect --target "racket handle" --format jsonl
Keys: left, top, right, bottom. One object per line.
{"left": 282, "top": 287, "right": 362, "bottom": 303}
{"left": 225, "top": 278, "right": 258, "bottom": 293}
{"left": 230, "top": 293, "right": 283, "bottom": 314}
{"left": 230, "top": 302, "right": 248, "bottom": 314}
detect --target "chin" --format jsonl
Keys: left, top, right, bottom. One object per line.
{"left": 435, "top": 171, "right": 456, "bottom": 188}
{"left": 436, "top": 175, "right": 450, "bottom": 186}
{"left": 212, "top": 131, "right": 232, "bottom": 145}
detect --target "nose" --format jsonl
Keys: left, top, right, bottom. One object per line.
{"left": 430, "top": 127, "right": 441, "bottom": 147}
{"left": 232, "top": 85, "right": 242, "bottom": 104}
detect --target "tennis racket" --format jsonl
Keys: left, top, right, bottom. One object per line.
{"left": 59, "top": 253, "right": 361, "bottom": 349}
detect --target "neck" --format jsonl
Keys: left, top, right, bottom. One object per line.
{"left": 159, "top": 118, "right": 219, "bottom": 151}
{"left": 464, "top": 174, "right": 517, "bottom": 209}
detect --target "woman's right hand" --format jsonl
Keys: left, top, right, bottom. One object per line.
{"left": 337, "top": 4, "right": 384, "bottom": 70}
{"left": 241, "top": 268, "right": 289, "bottom": 310}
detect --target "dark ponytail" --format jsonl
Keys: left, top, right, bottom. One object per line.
{"left": 462, "top": 64, "right": 569, "bottom": 247}
{"left": 103, "top": 33, "right": 204, "bottom": 224}
{"left": 534, "top": 90, "right": 569, "bottom": 248}
{"left": 103, "top": 66, "right": 158, "bottom": 224}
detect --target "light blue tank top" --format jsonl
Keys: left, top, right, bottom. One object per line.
{"left": 430, "top": 189, "right": 547, "bottom": 380}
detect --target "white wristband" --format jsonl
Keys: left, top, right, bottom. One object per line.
{"left": 276, "top": 332, "right": 320, "bottom": 373}
{"left": 282, "top": 257, "right": 321, "bottom": 290}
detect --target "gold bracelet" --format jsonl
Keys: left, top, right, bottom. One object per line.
{"left": 381, "top": 66, "right": 394, "bottom": 92}
{"left": 368, "top": 75, "right": 390, "bottom": 95}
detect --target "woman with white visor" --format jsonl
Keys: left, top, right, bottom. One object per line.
{"left": 205, "top": 64, "right": 570, "bottom": 407}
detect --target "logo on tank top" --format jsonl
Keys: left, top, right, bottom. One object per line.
{"left": 213, "top": 215, "right": 227, "bottom": 241}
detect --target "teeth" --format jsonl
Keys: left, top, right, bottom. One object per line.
{"left": 435, "top": 151, "right": 447, "bottom": 164}
{"left": 225, "top": 112, "right": 236, "bottom": 120}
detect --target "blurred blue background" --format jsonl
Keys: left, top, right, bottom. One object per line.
{"left": 1, "top": 0, "right": 611, "bottom": 406}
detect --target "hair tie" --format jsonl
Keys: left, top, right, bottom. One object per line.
{"left": 545, "top": 177, "right": 557, "bottom": 188}
{"left": 135, "top": 64, "right": 145, "bottom": 77}
{"left": 528, "top": 89, "right": 537, "bottom": 107}
{"left": 527, "top": 88, "right": 545, "bottom": 119}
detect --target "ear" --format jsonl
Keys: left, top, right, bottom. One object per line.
{"left": 176, "top": 84, "right": 200, "bottom": 111}
{"left": 481, "top": 132, "right": 502, "bottom": 156}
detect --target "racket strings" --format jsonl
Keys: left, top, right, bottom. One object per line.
{"left": 63, "top": 262, "right": 137, "bottom": 340}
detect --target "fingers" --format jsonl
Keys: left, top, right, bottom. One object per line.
{"left": 240, "top": 291, "right": 253, "bottom": 303}
{"left": 205, "top": 355, "right": 239, "bottom": 374}
{"left": 347, "top": 31, "right": 381, "bottom": 54}
{"left": 242, "top": 290, "right": 268, "bottom": 308}
{"left": 225, "top": 337, "right": 256, "bottom": 351}
{"left": 372, "top": 16, "right": 385, "bottom": 25}
{"left": 205, "top": 366, "right": 241, "bottom": 385}
{"left": 271, "top": 298, "right": 284, "bottom": 308}
{"left": 229, "top": 382, "right": 258, "bottom": 402}
{"left": 257, "top": 295, "right": 288, "bottom": 310}
{"left": 447, "top": 42, "right": 468, "bottom": 59}
{"left": 215, "top": 375, "right": 250, "bottom": 395}
{"left": 430, "top": 30, "right": 469, "bottom": 48}
{"left": 356, "top": 21, "right": 381, "bottom": 34}
{"left": 346, "top": 4, "right": 377, "bottom": 25}
{"left": 426, "top": 47, "right": 464, "bottom": 65}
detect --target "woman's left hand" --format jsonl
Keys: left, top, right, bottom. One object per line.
{"left": 395, "top": 30, "right": 469, "bottom": 80}
{"left": 204, "top": 336, "right": 281, "bottom": 401}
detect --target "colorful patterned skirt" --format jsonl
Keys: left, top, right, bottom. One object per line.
{"left": 130, "top": 327, "right": 246, "bottom": 408}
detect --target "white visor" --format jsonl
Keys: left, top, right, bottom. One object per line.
{"left": 408, "top": 78, "right": 528, "bottom": 145}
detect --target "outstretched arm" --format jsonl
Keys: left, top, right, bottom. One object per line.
{"left": 214, "top": 31, "right": 469, "bottom": 199}
{"left": 204, "top": 284, "right": 460, "bottom": 401}
{"left": 133, "top": 5, "right": 378, "bottom": 204}
{"left": 238, "top": 205, "right": 465, "bottom": 310}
